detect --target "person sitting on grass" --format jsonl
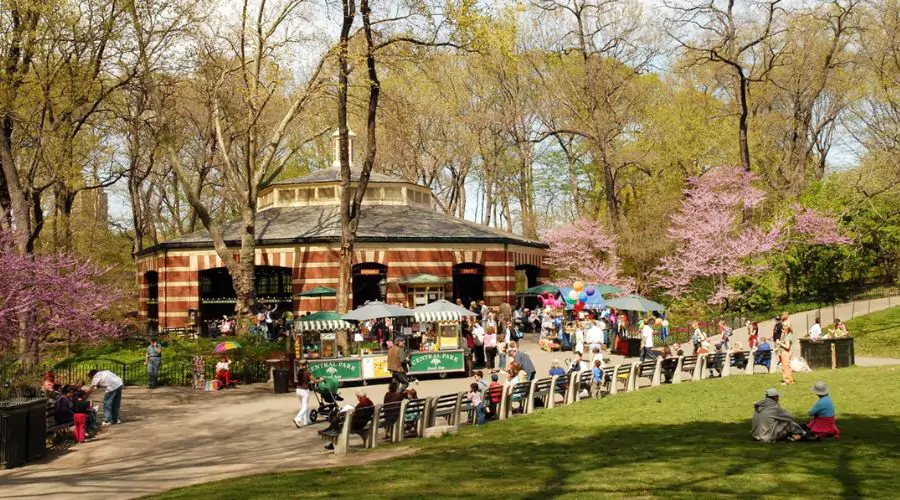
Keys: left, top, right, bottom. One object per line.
{"left": 751, "top": 388, "right": 807, "bottom": 443}
{"left": 806, "top": 381, "right": 840, "bottom": 439}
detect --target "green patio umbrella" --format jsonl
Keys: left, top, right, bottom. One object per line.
{"left": 294, "top": 311, "right": 354, "bottom": 332}
{"left": 603, "top": 294, "right": 666, "bottom": 312}
{"left": 590, "top": 284, "right": 625, "bottom": 296}
{"left": 523, "top": 283, "right": 559, "bottom": 295}
{"left": 295, "top": 286, "right": 337, "bottom": 310}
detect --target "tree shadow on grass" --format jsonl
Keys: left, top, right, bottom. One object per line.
{"left": 149, "top": 414, "right": 900, "bottom": 500}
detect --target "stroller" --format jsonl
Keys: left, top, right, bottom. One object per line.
{"left": 309, "top": 376, "right": 343, "bottom": 423}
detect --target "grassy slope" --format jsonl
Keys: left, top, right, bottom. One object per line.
{"left": 844, "top": 306, "right": 900, "bottom": 359}
{"left": 153, "top": 367, "right": 900, "bottom": 500}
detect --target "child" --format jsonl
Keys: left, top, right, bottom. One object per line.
{"left": 590, "top": 360, "right": 603, "bottom": 399}
{"left": 71, "top": 390, "right": 93, "bottom": 443}
{"left": 468, "top": 382, "right": 485, "bottom": 426}
{"left": 487, "top": 373, "right": 503, "bottom": 418}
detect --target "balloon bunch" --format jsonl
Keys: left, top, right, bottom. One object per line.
{"left": 566, "top": 281, "right": 596, "bottom": 313}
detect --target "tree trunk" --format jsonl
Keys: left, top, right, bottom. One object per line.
{"left": 335, "top": 0, "right": 356, "bottom": 314}
{"left": 231, "top": 207, "right": 257, "bottom": 333}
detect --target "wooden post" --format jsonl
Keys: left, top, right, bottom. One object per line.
{"left": 831, "top": 343, "right": 837, "bottom": 370}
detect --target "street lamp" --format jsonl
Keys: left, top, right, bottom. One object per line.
{"left": 378, "top": 278, "right": 387, "bottom": 302}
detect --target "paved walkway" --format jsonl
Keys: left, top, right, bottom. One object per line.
{"left": 1, "top": 297, "right": 897, "bottom": 499}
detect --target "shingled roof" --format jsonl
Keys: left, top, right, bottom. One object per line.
{"left": 270, "top": 168, "right": 409, "bottom": 186}
{"left": 145, "top": 204, "right": 547, "bottom": 252}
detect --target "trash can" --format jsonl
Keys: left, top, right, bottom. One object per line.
{"left": 273, "top": 369, "right": 290, "bottom": 394}
{"left": 21, "top": 398, "right": 48, "bottom": 462}
{"left": 0, "top": 401, "right": 29, "bottom": 469}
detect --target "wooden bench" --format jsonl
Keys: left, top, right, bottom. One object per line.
{"left": 748, "top": 350, "right": 774, "bottom": 374}
{"left": 507, "top": 382, "right": 531, "bottom": 417}
{"left": 428, "top": 393, "right": 462, "bottom": 428}
{"left": 318, "top": 408, "right": 374, "bottom": 454}
{"left": 363, "top": 401, "right": 404, "bottom": 448}
{"left": 46, "top": 399, "right": 71, "bottom": 446}
{"left": 729, "top": 351, "right": 749, "bottom": 372}
{"left": 673, "top": 355, "right": 701, "bottom": 383}
{"left": 629, "top": 359, "right": 661, "bottom": 390}
{"left": 402, "top": 398, "right": 427, "bottom": 439}
{"left": 610, "top": 364, "right": 632, "bottom": 394}
{"left": 661, "top": 357, "right": 679, "bottom": 384}
{"left": 527, "top": 377, "right": 554, "bottom": 412}
{"left": 484, "top": 385, "right": 505, "bottom": 420}
{"left": 703, "top": 352, "right": 728, "bottom": 379}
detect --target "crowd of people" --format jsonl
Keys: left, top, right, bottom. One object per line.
{"left": 41, "top": 368, "right": 125, "bottom": 445}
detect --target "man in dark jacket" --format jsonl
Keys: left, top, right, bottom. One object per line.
{"left": 387, "top": 339, "right": 410, "bottom": 394}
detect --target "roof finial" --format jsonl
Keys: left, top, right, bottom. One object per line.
{"left": 332, "top": 129, "right": 356, "bottom": 168}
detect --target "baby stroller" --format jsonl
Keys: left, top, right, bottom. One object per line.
{"left": 309, "top": 376, "right": 343, "bottom": 423}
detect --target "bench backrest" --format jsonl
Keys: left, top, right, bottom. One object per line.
{"left": 708, "top": 352, "right": 726, "bottom": 363}
{"left": 379, "top": 400, "right": 403, "bottom": 421}
{"left": 485, "top": 385, "right": 504, "bottom": 404}
{"left": 511, "top": 382, "right": 530, "bottom": 398}
{"left": 755, "top": 350, "right": 772, "bottom": 363}
{"left": 661, "top": 357, "right": 678, "bottom": 370}
{"left": 533, "top": 378, "right": 553, "bottom": 397}
{"left": 578, "top": 370, "right": 592, "bottom": 387}
{"left": 638, "top": 361, "right": 656, "bottom": 377}
{"left": 680, "top": 355, "right": 698, "bottom": 370}
{"left": 432, "top": 394, "right": 458, "bottom": 415}
{"left": 405, "top": 398, "right": 425, "bottom": 419}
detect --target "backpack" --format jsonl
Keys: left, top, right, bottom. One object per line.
{"left": 515, "top": 328, "right": 524, "bottom": 340}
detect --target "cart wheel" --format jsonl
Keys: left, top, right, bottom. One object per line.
{"left": 309, "top": 410, "right": 318, "bottom": 423}
{"left": 439, "top": 372, "right": 447, "bottom": 379}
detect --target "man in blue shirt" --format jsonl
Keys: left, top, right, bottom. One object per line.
{"left": 755, "top": 337, "right": 773, "bottom": 370}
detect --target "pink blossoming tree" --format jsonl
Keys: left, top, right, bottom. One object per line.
{"left": 0, "top": 230, "right": 120, "bottom": 369}
{"left": 541, "top": 218, "right": 633, "bottom": 290}
{"left": 656, "top": 166, "right": 849, "bottom": 304}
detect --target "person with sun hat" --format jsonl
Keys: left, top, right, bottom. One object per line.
{"left": 806, "top": 381, "right": 840, "bottom": 439}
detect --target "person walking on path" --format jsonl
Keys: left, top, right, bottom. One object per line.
{"left": 86, "top": 369, "right": 124, "bottom": 425}
{"left": 641, "top": 319, "right": 655, "bottom": 362}
{"left": 691, "top": 322, "right": 707, "bottom": 354}
{"left": 145, "top": 338, "right": 162, "bottom": 388}
{"left": 772, "top": 313, "right": 785, "bottom": 343}
{"left": 776, "top": 326, "right": 795, "bottom": 385}
{"left": 387, "top": 338, "right": 411, "bottom": 395}
{"left": 483, "top": 327, "right": 498, "bottom": 369}
{"left": 293, "top": 360, "right": 316, "bottom": 427}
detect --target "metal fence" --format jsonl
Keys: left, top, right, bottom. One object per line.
{"left": 3, "top": 358, "right": 269, "bottom": 389}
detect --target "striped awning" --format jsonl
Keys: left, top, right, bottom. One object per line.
{"left": 414, "top": 311, "right": 463, "bottom": 322}
{"left": 294, "top": 320, "right": 353, "bottom": 332}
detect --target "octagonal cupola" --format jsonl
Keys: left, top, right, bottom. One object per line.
{"left": 257, "top": 130, "right": 433, "bottom": 211}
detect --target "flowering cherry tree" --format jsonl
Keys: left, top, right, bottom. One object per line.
{"left": 541, "top": 218, "right": 633, "bottom": 290}
{"left": 0, "top": 230, "right": 120, "bottom": 368}
{"left": 656, "top": 166, "right": 849, "bottom": 304}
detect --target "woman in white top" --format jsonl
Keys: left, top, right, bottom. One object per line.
{"left": 215, "top": 355, "right": 232, "bottom": 388}
{"left": 575, "top": 325, "right": 585, "bottom": 355}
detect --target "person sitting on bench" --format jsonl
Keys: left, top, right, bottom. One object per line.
{"left": 751, "top": 388, "right": 807, "bottom": 442}
{"left": 755, "top": 338, "right": 772, "bottom": 370}
{"left": 322, "top": 390, "right": 374, "bottom": 450}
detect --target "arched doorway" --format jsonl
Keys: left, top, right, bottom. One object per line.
{"left": 352, "top": 263, "right": 387, "bottom": 308}
{"left": 198, "top": 265, "right": 293, "bottom": 335}
{"left": 514, "top": 264, "right": 540, "bottom": 292}
{"left": 145, "top": 271, "right": 159, "bottom": 335}
{"left": 452, "top": 263, "right": 484, "bottom": 307}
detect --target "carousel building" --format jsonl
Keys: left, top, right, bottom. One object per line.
{"left": 136, "top": 134, "right": 549, "bottom": 333}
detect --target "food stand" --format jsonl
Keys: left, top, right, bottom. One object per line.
{"left": 293, "top": 312, "right": 364, "bottom": 382}
{"left": 409, "top": 309, "right": 469, "bottom": 377}
{"left": 293, "top": 302, "right": 471, "bottom": 383}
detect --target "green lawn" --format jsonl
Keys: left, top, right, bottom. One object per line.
{"left": 152, "top": 366, "right": 900, "bottom": 499}
{"left": 845, "top": 306, "right": 900, "bottom": 359}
